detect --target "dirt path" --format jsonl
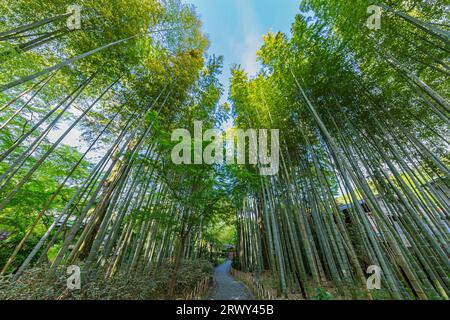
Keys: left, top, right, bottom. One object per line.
{"left": 208, "top": 260, "right": 254, "bottom": 300}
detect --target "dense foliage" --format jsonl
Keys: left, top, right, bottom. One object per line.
{"left": 0, "top": 0, "right": 448, "bottom": 300}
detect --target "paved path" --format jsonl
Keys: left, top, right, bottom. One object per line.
{"left": 208, "top": 260, "right": 254, "bottom": 300}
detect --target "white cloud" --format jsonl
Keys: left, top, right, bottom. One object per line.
{"left": 233, "top": 0, "right": 263, "bottom": 76}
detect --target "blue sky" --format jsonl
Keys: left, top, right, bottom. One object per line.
{"left": 186, "top": 0, "right": 300, "bottom": 104}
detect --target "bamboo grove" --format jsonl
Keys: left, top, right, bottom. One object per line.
{"left": 231, "top": 1, "right": 449, "bottom": 300}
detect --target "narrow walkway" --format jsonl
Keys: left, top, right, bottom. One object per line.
{"left": 208, "top": 260, "right": 254, "bottom": 300}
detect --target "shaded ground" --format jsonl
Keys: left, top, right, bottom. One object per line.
{"left": 208, "top": 260, "right": 254, "bottom": 300}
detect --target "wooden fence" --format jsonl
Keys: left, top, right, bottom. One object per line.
{"left": 230, "top": 268, "right": 278, "bottom": 300}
